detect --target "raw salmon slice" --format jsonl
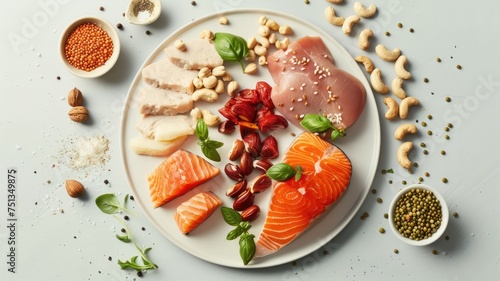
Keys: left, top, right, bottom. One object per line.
{"left": 256, "top": 132, "right": 352, "bottom": 257}
{"left": 148, "top": 149, "right": 220, "bottom": 208}
{"left": 174, "top": 191, "right": 222, "bottom": 234}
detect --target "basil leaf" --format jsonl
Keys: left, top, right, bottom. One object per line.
{"left": 116, "top": 234, "right": 131, "bottom": 243}
{"left": 201, "top": 145, "right": 221, "bottom": 162}
{"left": 95, "top": 194, "right": 122, "bottom": 214}
{"left": 331, "top": 128, "right": 346, "bottom": 141}
{"left": 206, "top": 139, "right": 224, "bottom": 149}
{"left": 213, "top": 32, "right": 249, "bottom": 72}
{"left": 221, "top": 206, "right": 242, "bottom": 226}
{"left": 300, "top": 114, "right": 333, "bottom": 133}
{"left": 227, "top": 226, "right": 244, "bottom": 240}
{"left": 267, "top": 163, "right": 296, "bottom": 181}
{"left": 239, "top": 233, "right": 256, "bottom": 265}
{"left": 196, "top": 119, "right": 208, "bottom": 141}
{"left": 295, "top": 165, "right": 303, "bottom": 182}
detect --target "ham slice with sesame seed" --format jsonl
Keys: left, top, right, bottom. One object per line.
{"left": 267, "top": 36, "right": 366, "bottom": 131}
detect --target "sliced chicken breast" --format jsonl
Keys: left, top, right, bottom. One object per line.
{"left": 165, "top": 38, "right": 223, "bottom": 70}
{"left": 137, "top": 87, "right": 193, "bottom": 115}
{"left": 136, "top": 115, "right": 195, "bottom": 141}
{"left": 142, "top": 59, "right": 197, "bottom": 94}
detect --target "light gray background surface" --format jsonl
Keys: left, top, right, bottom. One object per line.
{"left": 1, "top": 0, "right": 499, "bottom": 280}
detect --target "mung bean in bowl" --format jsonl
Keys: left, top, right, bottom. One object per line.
{"left": 388, "top": 184, "right": 449, "bottom": 246}
{"left": 59, "top": 16, "right": 121, "bottom": 78}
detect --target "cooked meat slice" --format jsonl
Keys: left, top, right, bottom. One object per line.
{"left": 136, "top": 115, "right": 195, "bottom": 141}
{"left": 164, "top": 38, "right": 223, "bottom": 70}
{"left": 138, "top": 87, "right": 193, "bottom": 115}
{"left": 142, "top": 59, "right": 197, "bottom": 94}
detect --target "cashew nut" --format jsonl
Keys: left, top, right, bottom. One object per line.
{"left": 355, "top": 55, "right": 374, "bottom": 73}
{"left": 174, "top": 39, "right": 186, "bottom": 51}
{"left": 227, "top": 81, "right": 239, "bottom": 96}
{"left": 375, "top": 44, "right": 401, "bottom": 62}
{"left": 192, "top": 77, "right": 203, "bottom": 89}
{"left": 324, "top": 6, "right": 345, "bottom": 26}
{"left": 258, "top": 16, "right": 267, "bottom": 26}
{"left": 268, "top": 33, "right": 278, "bottom": 44}
{"left": 370, "top": 68, "right": 389, "bottom": 94}
{"left": 199, "top": 30, "right": 214, "bottom": 40}
{"left": 326, "top": 0, "right": 344, "bottom": 3}
{"left": 247, "top": 37, "right": 258, "bottom": 49}
{"left": 192, "top": 88, "right": 218, "bottom": 102}
{"left": 394, "top": 123, "right": 417, "bottom": 140}
{"left": 257, "top": 36, "right": 271, "bottom": 49}
{"left": 265, "top": 19, "right": 280, "bottom": 31}
{"left": 198, "top": 67, "right": 211, "bottom": 79}
{"left": 397, "top": 141, "right": 414, "bottom": 169}
{"left": 354, "top": 2, "right": 377, "bottom": 18}
{"left": 258, "top": 55, "right": 268, "bottom": 66}
{"left": 279, "top": 25, "right": 293, "bottom": 35}
{"left": 201, "top": 109, "right": 220, "bottom": 127}
{"left": 395, "top": 55, "right": 412, "bottom": 80}
{"left": 245, "top": 49, "right": 256, "bottom": 62}
{"left": 358, "top": 28, "right": 373, "bottom": 50}
{"left": 202, "top": 75, "right": 218, "bottom": 89}
{"left": 211, "top": 66, "right": 226, "bottom": 77}
{"left": 342, "top": 15, "right": 361, "bottom": 35}
{"left": 257, "top": 25, "right": 271, "bottom": 37}
{"left": 214, "top": 80, "right": 225, "bottom": 94}
{"left": 244, "top": 63, "right": 258, "bottom": 75}
{"left": 391, "top": 77, "right": 407, "bottom": 99}
{"left": 383, "top": 97, "right": 399, "bottom": 120}
{"left": 219, "top": 16, "right": 229, "bottom": 25}
{"left": 254, "top": 45, "right": 268, "bottom": 57}
{"left": 275, "top": 37, "right": 290, "bottom": 50}
{"left": 221, "top": 72, "right": 232, "bottom": 82}
{"left": 399, "top": 97, "right": 420, "bottom": 119}
{"left": 190, "top": 107, "right": 203, "bottom": 122}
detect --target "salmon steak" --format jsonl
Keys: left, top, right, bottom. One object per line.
{"left": 175, "top": 192, "right": 223, "bottom": 234}
{"left": 148, "top": 149, "right": 220, "bottom": 208}
{"left": 267, "top": 36, "right": 366, "bottom": 130}
{"left": 256, "top": 132, "right": 352, "bottom": 257}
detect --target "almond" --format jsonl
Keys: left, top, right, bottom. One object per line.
{"left": 65, "top": 179, "right": 85, "bottom": 198}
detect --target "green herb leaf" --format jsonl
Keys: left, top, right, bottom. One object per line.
{"left": 295, "top": 165, "right": 303, "bottom": 182}
{"left": 331, "top": 128, "right": 346, "bottom": 141}
{"left": 267, "top": 163, "right": 296, "bottom": 181}
{"left": 221, "top": 206, "right": 242, "bottom": 226}
{"left": 196, "top": 119, "right": 209, "bottom": 141}
{"left": 239, "top": 233, "right": 256, "bottom": 265}
{"left": 206, "top": 139, "right": 224, "bottom": 149}
{"left": 213, "top": 32, "right": 249, "bottom": 72}
{"left": 227, "top": 226, "right": 244, "bottom": 240}
{"left": 386, "top": 168, "right": 394, "bottom": 174}
{"left": 116, "top": 234, "right": 131, "bottom": 243}
{"left": 95, "top": 194, "right": 122, "bottom": 214}
{"left": 300, "top": 114, "right": 333, "bottom": 133}
{"left": 201, "top": 145, "right": 221, "bottom": 162}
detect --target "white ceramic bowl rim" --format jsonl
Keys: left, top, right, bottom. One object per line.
{"left": 59, "top": 16, "right": 121, "bottom": 78}
{"left": 388, "top": 184, "right": 449, "bottom": 246}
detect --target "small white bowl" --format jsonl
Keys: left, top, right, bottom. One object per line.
{"left": 59, "top": 16, "right": 121, "bottom": 78}
{"left": 125, "top": 0, "right": 162, "bottom": 25}
{"left": 388, "top": 184, "right": 449, "bottom": 246}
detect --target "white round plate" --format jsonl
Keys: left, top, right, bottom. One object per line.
{"left": 120, "top": 9, "right": 380, "bottom": 268}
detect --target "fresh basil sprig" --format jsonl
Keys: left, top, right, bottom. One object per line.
{"left": 95, "top": 194, "right": 157, "bottom": 273}
{"left": 266, "top": 163, "right": 303, "bottom": 182}
{"left": 221, "top": 207, "right": 256, "bottom": 265}
{"left": 213, "top": 32, "right": 249, "bottom": 72}
{"left": 196, "top": 119, "right": 223, "bottom": 162}
{"left": 299, "top": 113, "right": 346, "bottom": 141}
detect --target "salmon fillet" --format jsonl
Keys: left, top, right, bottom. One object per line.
{"left": 148, "top": 150, "right": 221, "bottom": 208}
{"left": 174, "top": 192, "right": 222, "bottom": 234}
{"left": 255, "top": 132, "right": 352, "bottom": 257}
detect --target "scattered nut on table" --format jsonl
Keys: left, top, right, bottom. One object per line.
{"left": 324, "top": 6, "right": 345, "bottom": 26}
{"left": 394, "top": 123, "right": 418, "bottom": 140}
{"left": 375, "top": 44, "right": 401, "bottom": 61}
{"left": 68, "top": 106, "right": 89, "bottom": 123}
{"left": 370, "top": 68, "right": 389, "bottom": 94}
{"left": 65, "top": 179, "right": 85, "bottom": 198}
{"left": 67, "top": 87, "right": 83, "bottom": 107}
